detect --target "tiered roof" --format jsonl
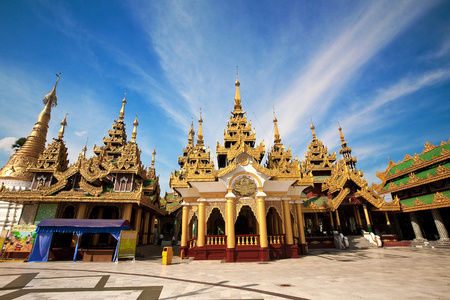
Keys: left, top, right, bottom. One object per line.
{"left": 301, "top": 120, "right": 336, "bottom": 182}
{"left": 376, "top": 139, "right": 450, "bottom": 212}
{"left": 265, "top": 112, "right": 301, "bottom": 179}
{"left": 170, "top": 111, "right": 215, "bottom": 189}
{"left": 216, "top": 79, "right": 265, "bottom": 169}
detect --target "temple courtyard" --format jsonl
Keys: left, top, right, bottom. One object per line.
{"left": 0, "top": 246, "right": 448, "bottom": 300}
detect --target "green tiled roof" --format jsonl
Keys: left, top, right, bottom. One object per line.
{"left": 400, "top": 190, "right": 450, "bottom": 207}
{"left": 383, "top": 162, "right": 450, "bottom": 191}
{"left": 302, "top": 196, "right": 329, "bottom": 207}
{"left": 388, "top": 143, "right": 450, "bottom": 176}
{"left": 143, "top": 180, "right": 155, "bottom": 187}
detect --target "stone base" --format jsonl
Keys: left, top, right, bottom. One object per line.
{"left": 298, "top": 243, "right": 308, "bottom": 255}
{"left": 226, "top": 248, "right": 236, "bottom": 262}
{"left": 179, "top": 246, "right": 188, "bottom": 258}
{"left": 285, "top": 244, "right": 299, "bottom": 258}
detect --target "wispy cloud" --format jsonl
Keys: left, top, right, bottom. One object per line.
{"left": 273, "top": 1, "right": 438, "bottom": 143}
{"left": 321, "top": 67, "right": 450, "bottom": 148}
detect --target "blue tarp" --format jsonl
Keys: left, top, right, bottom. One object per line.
{"left": 29, "top": 219, "right": 130, "bottom": 263}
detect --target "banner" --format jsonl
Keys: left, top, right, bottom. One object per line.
{"left": 4, "top": 225, "right": 37, "bottom": 253}
{"left": 118, "top": 230, "right": 137, "bottom": 259}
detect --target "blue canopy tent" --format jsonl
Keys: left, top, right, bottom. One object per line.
{"left": 28, "top": 219, "right": 130, "bottom": 262}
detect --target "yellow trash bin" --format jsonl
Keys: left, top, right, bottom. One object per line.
{"left": 162, "top": 247, "right": 173, "bottom": 265}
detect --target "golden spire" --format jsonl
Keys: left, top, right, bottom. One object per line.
{"left": 338, "top": 123, "right": 345, "bottom": 144}
{"left": 196, "top": 107, "right": 204, "bottom": 147}
{"left": 310, "top": 119, "right": 316, "bottom": 140}
{"left": 82, "top": 138, "right": 88, "bottom": 158}
{"left": 130, "top": 114, "right": 139, "bottom": 143}
{"left": 119, "top": 93, "right": 126, "bottom": 120}
{"left": 188, "top": 117, "right": 195, "bottom": 148}
{"left": 151, "top": 147, "right": 156, "bottom": 168}
{"left": 57, "top": 113, "right": 68, "bottom": 140}
{"left": 234, "top": 66, "right": 242, "bottom": 112}
{"left": 273, "top": 106, "right": 281, "bottom": 144}
{"left": 0, "top": 74, "right": 61, "bottom": 181}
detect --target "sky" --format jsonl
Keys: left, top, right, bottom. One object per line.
{"left": 0, "top": 0, "right": 449, "bottom": 194}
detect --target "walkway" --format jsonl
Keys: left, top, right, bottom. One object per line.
{"left": 0, "top": 246, "right": 449, "bottom": 299}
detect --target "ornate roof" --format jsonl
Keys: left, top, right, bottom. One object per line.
{"left": 375, "top": 139, "right": 450, "bottom": 192}
{"left": 265, "top": 112, "right": 301, "bottom": 180}
{"left": 301, "top": 120, "right": 336, "bottom": 181}
{"left": 216, "top": 79, "right": 265, "bottom": 168}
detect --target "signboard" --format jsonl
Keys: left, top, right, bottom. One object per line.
{"left": 0, "top": 230, "right": 8, "bottom": 251}
{"left": 118, "top": 230, "right": 137, "bottom": 259}
{"left": 3, "top": 225, "right": 37, "bottom": 254}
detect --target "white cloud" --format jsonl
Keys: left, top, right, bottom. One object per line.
{"left": 0, "top": 137, "right": 16, "bottom": 156}
{"left": 74, "top": 131, "right": 87, "bottom": 137}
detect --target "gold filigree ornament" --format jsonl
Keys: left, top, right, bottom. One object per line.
{"left": 238, "top": 155, "right": 249, "bottom": 166}
{"left": 233, "top": 176, "right": 257, "bottom": 198}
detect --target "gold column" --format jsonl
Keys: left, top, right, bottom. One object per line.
{"left": 257, "top": 190, "right": 268, "bottom": 248}
{"left": 135, "top": 208, "right": 142, "bottom": 244}
{"left": 149, "top": 215, "right": 156, "bottom": 244}
{"left": 197, "top": 199, "right": 206, "bottom": 247}
{"left": 123, "top": 203, "right": 133, "bottom": 222}
{"left": 335, "top": 209, "right": 342, "bottom": 233}
{"left": 142, "top": 212, "right": 150, "bottom": 244}
{"left": 226, "top": 190, "right": 236, "bottom": 249}
{"left": 295, "top": 201, "right": 307, "bottom": 255}
{"left": 363, "top": 204, "right": 372, "bottom": 233}
{"left": 354, "top": 206, "right": 362, "bottom": 228}
{"left": 384, "top": 211, "right": 392, "bottom": 233}
{"left": 76, "top": 203, "right": 87, "bottom": 219}
{"left": 282, "top": 198, "right": 294, "bottom": 245}
{"left": 180, "top": 204, "right": 190, "bottom": 257}
{"left": 181, "top": 204, "right": 190, "bottom": 248}
{"left": 329, "top": 211, "right": 335, "bottom": 230}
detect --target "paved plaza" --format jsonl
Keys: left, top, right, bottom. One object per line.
{"left": 0, "top": 246, "right": 448, "bottom": 299}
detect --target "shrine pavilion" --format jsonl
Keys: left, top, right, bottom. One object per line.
{"left": 0, "top": 77, "right": 164, "bottom": 260}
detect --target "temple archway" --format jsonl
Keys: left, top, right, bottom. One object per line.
{"left": 189, "top": 214, "right": 198, "bottom": 239}
{"left": 266, "top": 207, "right": 283, "bottom": 235}
{"left": 235, "top": 205, "right": 257, "bottom": 235}
{"left": 207, "top": 208, "right": 225, "bottom": 235}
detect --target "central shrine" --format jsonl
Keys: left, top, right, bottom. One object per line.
{"left": 171, "top": 78, "right": 315, "bottom": 262}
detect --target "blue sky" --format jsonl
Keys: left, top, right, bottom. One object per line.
{"left": 1, "top": 1, "right": 449, "bottom": 194}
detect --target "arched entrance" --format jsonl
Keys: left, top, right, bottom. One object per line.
{"left": 266, "top": 207, "right": 283, "bottom": 235}
{"left": 235, "top": 205, "right": 257, "bottom": 235}
{"left": 207, "top": 208, "right": 225, "bottom": 235}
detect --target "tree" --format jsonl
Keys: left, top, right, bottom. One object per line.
{"left": 11, "top": 137, "right": 26, "bottom": 152}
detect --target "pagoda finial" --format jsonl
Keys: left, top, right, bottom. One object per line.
{"left": 42, "top": 73, "right": 60, "bottom": 108}
{"left": 310, "top": 119, "right": 316, "bottom": 139}
{"left": 273, "top": 106, "right": 281, "bottom": 144}
{"left": 188, "top": 116, "right": 195, "bottom": 148}
{"left": 119, "top": 93, "right": 127, "bottom": 120}
{"left": 151, "top": 146, "right": 156, "bottom": 168}
{"left": 82, "top": 137, "right": 89, "bottom": 158}
{"left": 57, "top": 113, "right": 69, "bottom": 140}
{"left": 234, "top": 66, "right": 241, "bottom": 111}
{"left": 338, "top": 122, "right": 345, "bottom": 144}
{"left": 130, "top": 114, "right": 139, "bottom": 143}
{"left": 196, "top": 106, "right": 204, "bottom": 147}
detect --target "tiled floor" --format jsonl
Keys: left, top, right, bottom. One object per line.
{"left": 0, "top": 246, "right": 449, "bottom": 299}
